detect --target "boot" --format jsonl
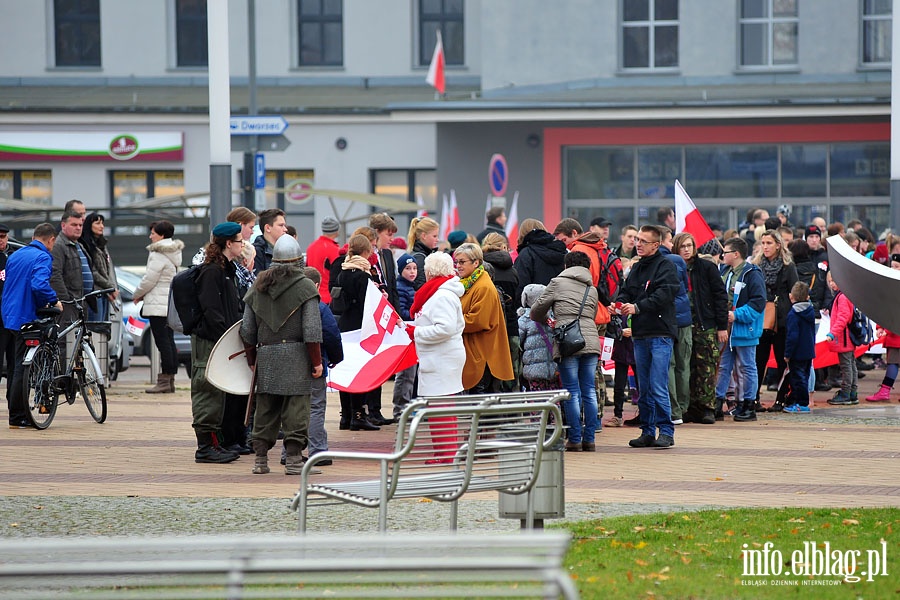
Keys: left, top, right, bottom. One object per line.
{"left": 733, "top": 401, "right": 757, "bottom": 422}
{"left": 145, "top": 374, "right": 174, "bottom": 394}
{"left": 284, "top": 441, "right": 321, "bottom": 476}
{"left": 195, "top": 431, "right": 239, "bottom": 463}
{"left": 339, "top": 395, "right": 352, "bottom": 430}
{"left": 350, "top": 411, "right": 380, "bottom": 431}
{"left": 865, "top": 384, "right": 891, "bottom": 402}
{"left": 252, "top": 455, "right": 269, "bottom": 474}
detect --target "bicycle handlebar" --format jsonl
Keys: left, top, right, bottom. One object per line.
{"left": 60, "top": 288, "right": 116, "bottom": 305}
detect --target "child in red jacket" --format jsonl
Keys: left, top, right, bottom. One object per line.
{"left": 825, "top": 272, "right": 858, "bottom": 405}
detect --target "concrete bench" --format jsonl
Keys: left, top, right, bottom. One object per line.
{"left": 0, "top": 532, "right": 579, "bottom": 599}
{"left": 292, "top": 391, "right": 568, "bottom": 532}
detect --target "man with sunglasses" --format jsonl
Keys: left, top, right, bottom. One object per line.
{"left": 617, "top": 225, "right": 680, "bottom": 449}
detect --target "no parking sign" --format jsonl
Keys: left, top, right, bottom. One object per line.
{"left": 488, "top": 153, "right": 508, "bottom": 198}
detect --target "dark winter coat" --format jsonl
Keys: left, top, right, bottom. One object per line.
{"left": 794, "top": 258, "right": 828, "bottom": 315}
{"left": 194, "top": 260, "right": 243, "bottom": 342}
{"left": 396, "top": 277, "right": 416, "bottom": 320}
{"left": 252, "top": 235, "right": 273, "bottom": 275}
{"left": 659, "top": 246, "right": 692, "bottom": 328}
{"left": 476, "top": 221, "right": 507, "bottom": 244}
{"left": 513, "top": 229, "right": 567, "bottom": 302}
{"left": 483, "top": 248, "right": 520, "bottom": 333}
{"left": 334, "top": 265, "right": 373, "bottom": 332}
{"left": 616, "top": 250, "right": 679, "bottom": 340}
{"left": 784, "top": 300, "right": 816, "bottom": 361}
{"left": 318, "top": 301, "right": 344, "bottom": 374}
{"left": 411, "top": 239, "right": 437, "bottom": 290}
{"left": 686, "top": 256, "right": 729, "bottom": 332}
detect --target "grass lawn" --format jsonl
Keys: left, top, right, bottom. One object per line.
{"left": 558, "top": 507, "right": 899, "bottom": 599}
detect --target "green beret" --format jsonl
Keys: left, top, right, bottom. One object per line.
{"left": 212, "top": 222, "right": 241, "bottom": 238}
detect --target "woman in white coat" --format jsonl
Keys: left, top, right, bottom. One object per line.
{"left": 133, "top": 220, "right": 184, "bottom": 394}
{"left": 410, "top": 252, "right": 466, "bottom": 396}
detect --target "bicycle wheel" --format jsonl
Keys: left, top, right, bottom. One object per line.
{"left": 79, "top": 342, "right": 107, "bottom": 423}
{"left": 24, "top": 345, "right": 60, "bottom": 430}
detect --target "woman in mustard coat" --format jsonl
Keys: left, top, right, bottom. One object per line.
{"left": 453, "top": 243, "right": 515, "bottom": 392}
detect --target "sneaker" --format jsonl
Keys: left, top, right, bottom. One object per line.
{"left": 603, "top": 416, "right": 624, "bottom": 427}
{"left": 827, "top": 391, "right": 857, "bottom": 405}
{"left": 784, "top": 404, "right": 811, "bottom": 413}
{"left": 652, "top": 434, "right": 675, "bottom": 449}
{"left": 628, "top": 434, "right": 656, "bottom": 448}
{"left": 671, "top": 418, "right": 683, "bottom": 425}
{"left": 309, "top": 455, "right": 333, "bottom": 466}
{"left": 8, "top": 419, "right": 32, "bottom": 429}
{"left": 766, "top": 383, "right": 779, "bottom": 392}
{"left": 767, "top": 402, "right": 785, "bottom": 413}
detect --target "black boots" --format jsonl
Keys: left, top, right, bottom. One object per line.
{"left": 350, "top": 411, "right": 380, "bottom": 431}
{"left": 733, "top": 401, "right": 757, "bottom": 422}
{"left": 195, "top": 431, "right": 239, "bottom": 463}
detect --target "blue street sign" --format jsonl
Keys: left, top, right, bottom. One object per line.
{"left": 230, "top": 115, "right": 289, "bottom": 136}
{"left": 254, "top": 153, "right": 265, "bottom": 189}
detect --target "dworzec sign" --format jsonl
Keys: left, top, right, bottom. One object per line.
{"left": 229, "top": 116, "right": 288, "bottom": 136}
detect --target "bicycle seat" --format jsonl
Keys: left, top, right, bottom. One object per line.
{"left": 37, "top": 306, "right": 62, "bottom": 318}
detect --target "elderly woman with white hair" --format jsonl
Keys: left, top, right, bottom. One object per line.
{"left": 410, "top": 252, "right": 466, "bottom": 396}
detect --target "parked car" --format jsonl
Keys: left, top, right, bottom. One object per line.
{"left": 5, "top": 237, "right": 132, "bottom": 380}
{"left": 115, "top": 266, "right": 192, "bottom": 374}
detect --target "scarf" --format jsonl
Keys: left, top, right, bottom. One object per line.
{"left": 409, "top": 274, "right": 454, "bottom": 317}
{"left": 459, "top": 264, "right": 485, "bottom": 292}
{"left": 759, "top": 256, "right": 783, "bottom": 291}
{"left": 341, "top": 254, "right": 372, "bottom": 272}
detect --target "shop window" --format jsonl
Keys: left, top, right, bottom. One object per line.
{"left": 565, "top": 148, "right": 635, "bottom": 200}
{"left": 372, "top": 169, "right": 437, "bottom": 212}
{"left": 830, "top": 143, "right": 890, "bottom": 197}
{"left": 781, "top": 144, "right": 827, "bottom": 197}
{"left": 685, "top": 145, "right": 778, "bottom": 198}
{"left": 0, "top": 170, "right": 52, "bottom": 205}
{"left": 110, "top": 170, "right": 184, "bottom": 207}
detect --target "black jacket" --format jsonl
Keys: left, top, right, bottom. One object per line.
{"left": 794, "top": 258, "right": 829, "bottom": 315}
{"left": 194, "top": 261, "right": 243, "bottom": 342}
{"left": 483, "top": 248, "right": 520, "bottom": 333}
{"left": 757, "top": 260, "right": 799, "bottom": 330}
{"left": 687, "top": 256, "right": 729, "bottom": 332}
{"left": 334, "top": 266, "right": 373, "bottom": 332}
{"left": 374, "top": 248, "right": 400, "bottom": 312}
{"left": 513, "top": 229, "right": 567, "bottom": 302}
{"left": 252, "top": 235, "right": 273, "bottom": 275}
{"left": 617, "top": 250, "right": 679, "bottom": 340}
{"left": 476, "top": 221, "right": 507, "bottom": 244}
{"left": 410, "top": 240, "right": 436, "bottom": 290}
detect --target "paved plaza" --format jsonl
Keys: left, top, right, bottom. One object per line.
{"left": 2, "top": 357, "right": 898, "bottom": 536}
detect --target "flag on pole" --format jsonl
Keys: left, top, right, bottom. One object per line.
{"left": 327, "top": 281, "right": 417, "bottom": 393}
{"left": 439, "top": 193, "right": 451, "bottom": 240}
{"left": 505, "top": 191, "right": 519, "bottom": 251}
{"left": 425, "top": 31, "right": 445, "bottom": 95}
{"left": 415, "top": 193, "right": 428, "bottom": 218}
{"left": 674, "top": 180, "right": 715, "bottom": 247}
{"left": 125, "top": 315, "right": 148, "bottom": 337}
{"left": 449, "top": 189, "right": 459, "bottom": 232}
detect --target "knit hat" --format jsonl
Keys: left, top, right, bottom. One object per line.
{"left": 804, "top": 224, "right": 821, "bottom": 239}
{"left": 447, "top": 230, "right": 467, "bottom": 247}
{"left": 321, "top": 217, "right": 340, "bottom": 234}
{"left": 272, "top": 235, "right": 303, "bottom": 263}
{"left": 520, "top": 284, "right": 546, "bottom": 309}
{"left": 212, "top": 222, "right": 241, "bottom": 238}
{"left": 397, "top": 253, "right": 416, "bottom": 272}
{"left": 390, "top": 237, "right": 407, "bottom": 250}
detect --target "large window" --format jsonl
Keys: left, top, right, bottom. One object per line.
{"left": 862, "top": 0, "right": 891, "bottom": 66}
{"left": 419, "top": 0, "right": 464, "bottom": 66}
{"left": 739, "top": 0, "right": 798, "bottom": 67}
{"left": 0, "top": 170, "right": 52, "bottom": 205}
{"left": 372, "top": 169, "right": 437, "bottom": 227}
{"left": 621, "top": 0, "right": 679, "bottom": 70}
{"left": 298, "top": 0, "right": 343, "bottom": 66}
{"left": 175, "top": 0, "right": 208, "bottom": 67}
{"left": 110, "top": 170, "right": 184, "bottom": 207}
{"left": 54, "top": 0, "right": 101, "bottom": 67}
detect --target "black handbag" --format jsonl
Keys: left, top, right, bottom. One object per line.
{"left": 553, "top": 284, "right": 591, "bottom": 358}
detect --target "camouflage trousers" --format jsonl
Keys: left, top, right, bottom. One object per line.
{"left": 689, "top": 327, "right": 720, "bottom": 411}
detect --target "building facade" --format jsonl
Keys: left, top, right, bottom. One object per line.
{"left": 0, "top": 0, "right": 891, "bottom": 254}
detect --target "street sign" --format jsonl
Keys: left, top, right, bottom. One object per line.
{"left": 254, "top": 153, "right": 265, "bottom": 189}
{"left": 229, "top": 115, "right": 288, "bottom": 136}
{"left": 489, "top": 153, "right": 508, "bottom": 197}
{"left": 230, "top": 134, "right": 291, "bottom": 153}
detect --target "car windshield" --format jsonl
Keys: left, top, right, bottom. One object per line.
{"left": 115, "top": 267, "right": 142, "bottom": 292}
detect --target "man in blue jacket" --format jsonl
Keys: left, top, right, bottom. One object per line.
{"left": 1, "top": 223, "right": 62, "bottom": 428}
{"left": 715, "top": 237, "right": 766, "bottom": 422}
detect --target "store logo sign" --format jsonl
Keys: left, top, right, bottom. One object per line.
{"left": 108, "top": 135, "right": 139, "bottom": 160}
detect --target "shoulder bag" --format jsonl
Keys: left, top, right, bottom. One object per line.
{"left": 553, "top": 284, "right": 591, "bottom": 358}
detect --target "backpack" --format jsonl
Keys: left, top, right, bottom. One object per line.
{"left": 596, "top": 248, "right": 623, "bottom": 305}
{"left": 844, "top": 296, "right": 874, "bottom": 347}
{"left": 329, "top": 270, "right": 348, "bottom": 316}
{"left": 167, "top": 265, "right": 202, "bottom": 335}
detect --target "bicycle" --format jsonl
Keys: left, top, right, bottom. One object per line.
{"left": 21, "top": 288, "right": 115, "bottom": 430}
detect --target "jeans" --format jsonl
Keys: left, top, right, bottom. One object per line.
{"left": 559, "top": 353, "right": 599, "bottom": 444}
{"left": 716, "top": 343, "right": 758, "bottom": 401}
{"left": 308, "top": 375, "right": 328, "bottom": 455}
{"left": 633, "top": 337, "right": 674, "bottom": 438}
{"left": 148, "top": 316, "right": 178, "bottom": 375}
{"left": 787, "top": 358, "right": 811, "bottom": 407}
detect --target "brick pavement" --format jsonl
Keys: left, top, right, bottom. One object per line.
{"left": 2, "top": 359, "right": 899, "bottom": 509}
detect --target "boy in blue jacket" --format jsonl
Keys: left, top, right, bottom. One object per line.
{"left": 715, "top": 237, "right": 767, "bottom": 422}
{"left": 783, "top": 281, "right": 816, "bottom": 413}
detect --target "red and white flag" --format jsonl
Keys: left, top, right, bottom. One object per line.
{"left": 425, "top": 31, "right": 445, "bottom": 95}
{"left": 415, "top": 193, "right": 428, "bottom": 218}
{"left": 327, "top": 281, "right": 417, "bottom": 393}
{"left": 674, "top": 180, "right": 715, "bottom": 247}
{"left": 449, "top": 189, "right": 459, "bottom": 231}
{"left": 505, "top": 191, "right": 519, "bottom": 251}
{"left": 439, "top": 194, "right": 451, "bottom": 240}
{"left": 125, "top": 315, "right": 147, "bottom": 337}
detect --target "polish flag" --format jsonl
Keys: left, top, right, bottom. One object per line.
{"left": 505, "top": 191, "right": 519, "bottom": 252}
{"left": 674, "top": 180, "right": 715, "bottom": 247}
{"left": 449, "top": 189, "right": 460, "bottom": 231}
{"left": 425, "top": 31, "right": 445, "bottom": 95}
{"left": 125, "top": 315, "right": 147, "bottom": 337}
{"left": 439, "top": 194, "right": 451, "bottom": 240}
{"left": 415, "top": 193, "right": 428, "bottom": 218}
{"left": 327, "top": 281, "right": 417, "bottom": 393}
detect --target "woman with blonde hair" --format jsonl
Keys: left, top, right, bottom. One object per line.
{"left": 453, "top": 242, "right": 515, "bottom": 392}
{"left": 513, "top": 218, "right": 567, "bottom": 301}
{"left": 407, "top": 217, "right": 440, "bottom": 289}
{"left": 750, "top": 229, "right": 798, "bottom": 411}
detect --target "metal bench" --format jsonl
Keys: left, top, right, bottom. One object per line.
{"left": 0, "top": 532, "right": 579, "bottom": 600}
{"left": 292, "top": 391, "right": 568, "bottom": 532}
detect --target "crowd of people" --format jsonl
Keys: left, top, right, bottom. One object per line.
{"left": 3, "top": 200, "right": 896, "bottom": 469}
